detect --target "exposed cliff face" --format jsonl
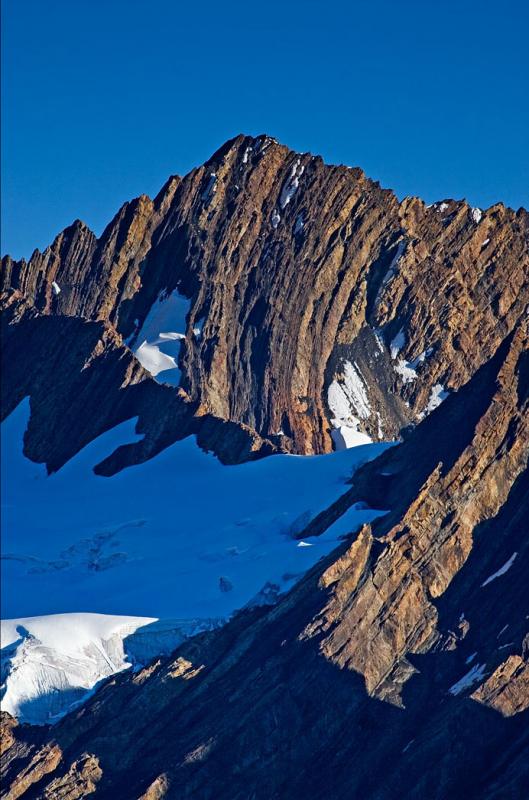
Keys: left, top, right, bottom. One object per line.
{"left": 301, "top": 323, "right": 529, "bottom": 704}
{"left": 1, "top": 325, "right": 528, "bottom": 800}
{"left": 0, "top": 290, "right": 276, "bottom": 473}
{"left": 1, "top": 136, "right": 528, "bottom": 799}
{"left": 3, "top": 134, "right": 528, "bottom": 459}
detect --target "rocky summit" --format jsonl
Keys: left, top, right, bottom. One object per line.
{"left": 1, "top": 135, "right": 528, "bottom": 799}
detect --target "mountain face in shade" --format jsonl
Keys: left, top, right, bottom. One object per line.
{"left": 1, "top": 135, "right": 528, "bottom": 799}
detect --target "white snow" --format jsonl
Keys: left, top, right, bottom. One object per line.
{"left": 1, "top": 613, "right": 221, "bottom": 725}
{"left": 419, "top": 383, "right": 449, "bottom": 419}
{"left": 471, "top": 207, "right": 482, "bottom": 224}
{"left": 481, "top": 552, "right": 517, "bottom": 588}
{"left": 279, "top": 159, "right": 304, "bottom": 209}
{"left": 390, "top": 329, "right": 406, "bottom": 360}
{"left": 294, "top": 214, "right": 304, "bottom": 235}
{"left": 331, "top": 425, "right": 373, "bottom": 450}
{"left": 394, "top": 348, "right": 432, "bottom": 384}
{"left": 242, "top": 146, "right": 252, "bottom": 164}
{"left": 449, "top": 663, "right": 487, "bottom": 696}
{"left": 437, "top": 202, "right": 449, "bottom": 213}
{"left": 271, "top": 208, "right": 281, "bottom": 228}
{"left": 373, "top": 331, "right": 384, "bottom": 355}
{"left": 328, "top": 361, "right": 371, "bottom": 422}
{"left": 201, "top": 173, "right": 217, "bottom": 203}
{"left": 1, "top": 400, "right": 392, "bottom": 720}
{"left": 380, "top": 240, "right": 406, "bottom": 290}
{"left": 481, "top": 238, "right": 490, "bottom": 248}
{"left": 193, "top": 317, "right": 205, "bottom": 338}
{"left": 131, "top": 290, "right": 191, "bottom": 386}
{"left": 51, "top": 281, "right": 61, "bottom": 296}
{"left": 328, "top": 362, "right": 373, "bottom": 450}
{"left": 135, "top": 342, "right": 178, "bottom": 377}
{"left": 395, "top": 359, "right": 418, "bottom": 384}
{"left": 1, "top": 404, "right": 389, "bottom": 722}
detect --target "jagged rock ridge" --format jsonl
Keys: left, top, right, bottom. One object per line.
{"left": 3, "top": 134, "right": 528, "bottom": 464}
{"left": 1, "top": 135, "right": 528, "bottom": 799}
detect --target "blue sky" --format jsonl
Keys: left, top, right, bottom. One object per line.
{"left": 2, "top": 0, "right": 528, "bottom": 259}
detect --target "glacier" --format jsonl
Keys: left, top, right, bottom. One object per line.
{"left": 1, "top": 613, "right": 222, "bottom": 724}
{"left": 1, "top": 399, "right": 392, "bottom": 723}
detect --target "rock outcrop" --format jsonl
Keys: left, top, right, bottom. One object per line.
{"left": 3, "top": 135, "right": 528, "bottom": 460}
{"left": 1, "top": 135, "right": 528, "bottom": 799}
{"left": 1, "top": 323, "right": 528, "bottom": 799}
{"left": 0, "top": 289, "right": 276, "bottom": 472}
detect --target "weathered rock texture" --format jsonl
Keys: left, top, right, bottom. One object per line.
{"left": 0, "top": 289, "right": 276, "bottom": 472}
{"left": 3, "top": 134, "right": 528, "bottom": 460}
{"left": 1, "top": 136, "right": 528, "bottom": 799}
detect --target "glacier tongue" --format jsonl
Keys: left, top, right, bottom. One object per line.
{"left": 1, "top": 613, "right": 222, "bottom": 725}
{"left": 1, "top": 400, "right": 392, "bottom": 724}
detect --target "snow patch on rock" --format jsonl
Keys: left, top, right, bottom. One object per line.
{"left": 135, "top": 342, "right": 178, "bottom": 377}
{"left": 394, "top": 348, "right": 433, "bottom": 384}
{"left": 390, "top": 329, "right": 406, "bottom": 360}
{"left": 380, "top": 240, "right": 406, "bottom": 294}
{"left": 328, "top": 361, "right": 373, "bottom": 450}
{"left": 449, "top": 663, "right": 487, "bottom": 696}
{"left": 201, "top": 173, "right": 217, "bottom": 203}
{"left": 294, "top": 213, "right": 304, "bottom": 235}
{"left": 279, "top": 159, "right": 304, "bottom": 209}
{"left": 271, "top": 208, "right": 281, "bottom": 228}
{"left": 132, "top": 290, "right": 191, "bottom": 386}
{"left": 481, "top": 552, "right": 517, "bottom": 588}
{"left": 419, "top": 383, "right": 449, "bottom": 419}
{"left": 328, "top": 361, "right": 371, "bottom": 421}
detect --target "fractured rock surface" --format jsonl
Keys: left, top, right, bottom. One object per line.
{"left": 1, "top": 135, "right": 528, "bottom": 799}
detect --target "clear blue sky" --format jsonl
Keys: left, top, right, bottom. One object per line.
{"left": 2, "top": 0, "right": 528, "bottom": 259}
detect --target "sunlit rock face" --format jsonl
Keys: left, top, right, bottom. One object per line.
{"left": 1, "top": 135, "right": 528, "bottom": 799}
{"left": 3, "top": 134, "right": 528, "bottom": 462}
